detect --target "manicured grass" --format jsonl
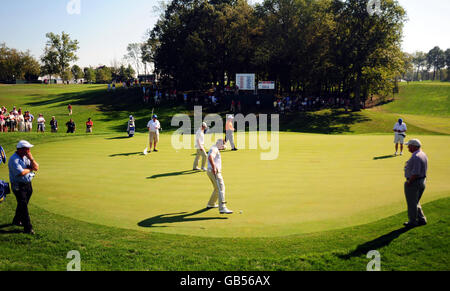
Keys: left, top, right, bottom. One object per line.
{"left": 0, "top": 195, "right": 448, "bottom": 270}
{"left": 383, "top": 82, "right": 450, "bottom": 117}
{"left": 0, "top": 83, "right": 448, "bottom": 271}
{"left": 0, "top": 132, "right": 447, "bottom": 238}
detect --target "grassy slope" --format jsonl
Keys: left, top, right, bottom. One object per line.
{"left": 0, "top": 196, "right": 448, "bottom": 271}
{"left": 0, "top": 83, "right": 449, "bottom": 270}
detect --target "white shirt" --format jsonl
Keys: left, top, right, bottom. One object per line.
{"left": 207, "top": 146, "right": 222, "bottom": 173}
{"left": 37, "top": 117, "right": 45, "bottom": 124}
{"left": 393, "top": 122, "right": 407, "bottom": 133}
{"left": 195, "top": 128, "right": 205, "bottom": 150}
{"left": 147, "top": 119, "right": 160, "bottom": 132}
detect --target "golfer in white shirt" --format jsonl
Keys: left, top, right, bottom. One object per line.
{"left": 193, "top": 122, "right": 208, "bottom": 171}
{"left": 206, "top": 139, "right": 233, "bottom": 214}
{"left": 147, "top": 115, "right": 161, "bottom": 152}
{"left": 393, "top": 118, "right": 407, "bottom": 156}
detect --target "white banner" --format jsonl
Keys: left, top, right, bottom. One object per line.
{"left": 258, "top": 81, "right": 275, "bottom": 90}
{"left": 236, "top": 74, "right": 255, "bottom": 91}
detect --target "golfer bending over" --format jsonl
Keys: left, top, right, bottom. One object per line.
{"left": 206, "top": 139, "right": 233, "bottom": 214}
{"left": 193, "top": 122, "right": 208, "bottom": 171}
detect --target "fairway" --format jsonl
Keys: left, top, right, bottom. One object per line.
{"left": 2, "top": 132, "right": 448, "bottom": 238}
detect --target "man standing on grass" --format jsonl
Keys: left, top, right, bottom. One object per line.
{"left": 403, "top": 139, "right": 428, "bottom": 229}
{"left": 193, "top": 122, "right": 208, "bottom": 171}
{"left": 393, "top": 118, "right": 407, "bottom": 156}
{"left": 206, "top": 139, "right": 233, "bottom": 214}
{"left": 37, "top": 114, "right": 45, "bottom": 133}
{"left": 147, "top": 115, "right": 161, "bottom": 152}
{"left": 66, "top": 119, "right": 76, "bottom": 133}
{"left": 8, "top": 140, "right": 39, "bottom": 235}
{"left": 225, "top": 115, "right": 238, "bottom": 151}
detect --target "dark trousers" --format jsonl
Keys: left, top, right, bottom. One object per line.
{"left": 13, "top": 183, "right": 33, "bottom": 231}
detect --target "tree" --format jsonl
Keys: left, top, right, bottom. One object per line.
{"left": 445, "top": 49, "right": 450, "bottom": 81}
{"left": 84, "top": 67, "right": 96, "bottom": 83}
{"left": 96, "top": 66, "right": 112, "bottom": 83}
{"left": 0, "top": 43, "right": 41, "bottom": 81}
{"left": 125, "top": 43, "right": 143, "bottom": 77}
{"left": 412, "top": 51, "right": 427, "bottom": 81}
{"left": 41, "top": 32, "right": 79, "bottom": 82}
{"left": 427, "top": 46, "right": 445, "bottom": 80}
{"left": 71, "top": 65, "right": 83, "bottom": 81}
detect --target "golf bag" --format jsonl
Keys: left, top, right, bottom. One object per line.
{"left": 0, "top": 180, "right": 10, "bottom": 204}
{"left": 0, "top": 146, "right": 9, "bottom": 204}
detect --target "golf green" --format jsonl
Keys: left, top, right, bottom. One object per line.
{"left": 1, "top": 132, "right": 449, "bottom": 238}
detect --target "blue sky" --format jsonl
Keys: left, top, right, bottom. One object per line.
{"left": 0, "top": 0, "right": 449, "bottom": 67}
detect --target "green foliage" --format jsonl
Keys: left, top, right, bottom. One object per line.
{"left": 95, "top": 66, "right": 112, "bottom": 83}
{"left": 71, "top": 65, "right": 83, "bottom": 81}
{"left": 83, "top": 67, "right": 96, "bottom": 83}
{"left": 41, "top": 32, "right": 79, "bottom": 81}
{"left": 0, "top": 43, "right": 40, "bottom": 81}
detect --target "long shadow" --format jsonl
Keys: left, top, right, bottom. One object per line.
{"left": 105, "top": 136, "right": 131, "bottom": 140}
{"left": 373, "top": 155, "right": 396, "bottom": 160}
{"left": 339, "top": 227, "right": 411, "bottom": 259}
{"left": 0, "top": 224, "right": 23, "bottom": 235}
{"left": 110, "top": 152, "right": 144, "bottom": 157}
{"left": 147, "top": 170, "right": 201, "bottom": 179}
{"left": 138, "top": 208, "right": 227, "bottom": 228}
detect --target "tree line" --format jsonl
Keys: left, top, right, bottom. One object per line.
{"left": 403, "top": 47, "right": 450, "bottom": 82}
{"left": 145, "top": 0, "right": 411, "bottom": 110}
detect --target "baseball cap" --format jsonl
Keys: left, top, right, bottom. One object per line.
{"left": 202, "top": 122, "right": 208, "bottom": 129}
{"left": 17, "top": 140, "right": 34, "bottom": 149}
{"left": 153, "top": 115, "right": 158, "bottom": 119}
{"left": 406, "top": 139, "right": 422, "bottom": 148}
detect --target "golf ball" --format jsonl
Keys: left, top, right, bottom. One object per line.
{"left": 239, "top": 210, "right": 243, "bottom": 214}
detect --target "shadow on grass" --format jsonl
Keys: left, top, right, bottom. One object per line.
{"left": 339, "top": 227, "right": 411, "bottom": 259}
{"left": 138, "top": 208, "right": 227, "bottom": 228}
{"left": 281, "top": 109, "right": 371, "bottom": 134}
{"left": 110, "top": 152, "right": 144, "bottom": 157}
{"left": 147, "top": 170, "right": 201, "bottom": 179}
{"left": 373, "top": 155, "right": 396, "bottom": 160}
{"left": 0, "top": 224, "right": 23, "bottom": 235}
{"left": 105, "top": 136, "right": 131, "bottom": 140}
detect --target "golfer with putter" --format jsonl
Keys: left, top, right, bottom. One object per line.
{"left": 206, "top": 139, "right": 233, "bottom": 214}
{"left": 147, "top": 115, "right": 161, "bottom": 152}
{"left": 193, "top": 122, "right": 208, "bottom": 171}
{"left": 393, "top": 118, "right": 407, "bottom": 156}
{"left": 403, "top": 139, "right": 428, "bottom": 228}
{"left": 8, "top": 140, "right": 39, "bottom": 235}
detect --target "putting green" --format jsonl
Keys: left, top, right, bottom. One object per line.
{"left": 2, "top": 132, "right": 449, "bottom": 238}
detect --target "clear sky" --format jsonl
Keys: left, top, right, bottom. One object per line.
{"left": 0, "top": 0, "right": 449, "bottom": 68}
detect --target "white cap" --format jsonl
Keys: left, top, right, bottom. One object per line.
{"left": 202, "top": 122, "right": 208, "bottom": 129}
{"left": 17, "top": 140, "right": 34, "bottom": 149}
{"left": 227, "top": 114, "right": 234, "bottom": 120}
{"left": 406, "top": 139, "right": 422, "bottom": 148}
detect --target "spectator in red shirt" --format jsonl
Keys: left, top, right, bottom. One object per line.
{"left": 86, "top": 118, "right": 93, "bottom": 133}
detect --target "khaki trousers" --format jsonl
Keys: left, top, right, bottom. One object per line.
{"left": 226, "top": 130, "right": 235, "bottom": 149}
{"left": 193, "top": 149, "right": 207, "bottom": 169}
{"left": 404, "top": 178, "right": 427, "bottom": 224}
{"left": 207, "top": 171, "right": 226, "bottom": 208}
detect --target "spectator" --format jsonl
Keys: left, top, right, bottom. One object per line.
{"left": 86, "top": 118, "right": 93, "bottom": 133}
{"left": 17, "top": 110, "right": 25, "bottom": 132}
{"left": 66, "top": 119, "right": 76, "bottom": 133}
{"left": 68, "top": 104, "right": 73, "bottom": 116}
{"left": 50, "top": 116, "right": 58, "bottom": 133}
{"left": 0, "top": 111, "right": 5, "bottom": 132}
{"left": 37, "top": 114, "right": 45, "bottom": 133}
